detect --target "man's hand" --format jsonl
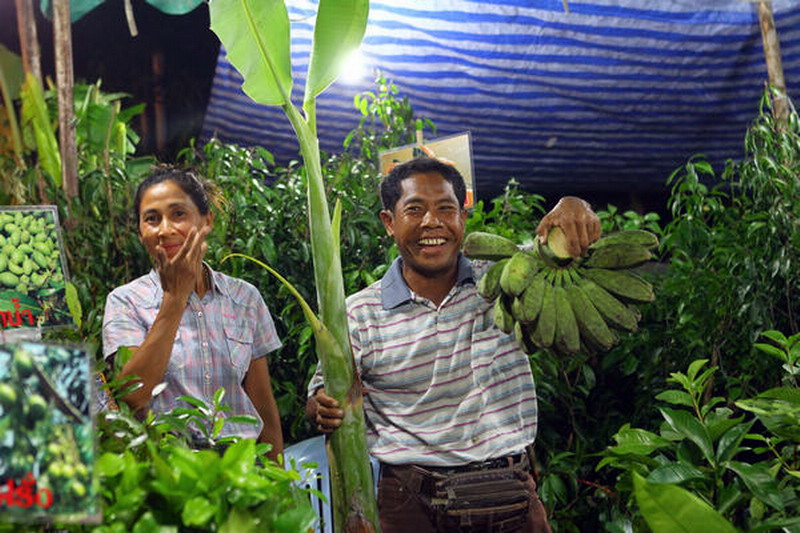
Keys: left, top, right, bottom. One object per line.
{"left": 306, "top": 388, "right": 344, "bottom": 433}
{"left": 536, "top": 196, "right": 601, "bottom": 257}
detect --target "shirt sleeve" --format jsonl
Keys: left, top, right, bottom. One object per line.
{"left": 102, "top": 288, "right": 147, "bottom": 360}
{"left": 249, "top": 288, "right": 282, "bottom": 359}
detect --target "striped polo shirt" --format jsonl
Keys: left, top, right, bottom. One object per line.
{"left": 308, "top": 254, "right": 538, "bottom": 466}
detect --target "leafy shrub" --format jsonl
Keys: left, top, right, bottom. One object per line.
{"left": 599, "top": 357, "right": 800, "bottom": 531}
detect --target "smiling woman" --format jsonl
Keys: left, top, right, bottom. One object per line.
{"left": 101, "top": 165, "right": 284, "bottom": 460}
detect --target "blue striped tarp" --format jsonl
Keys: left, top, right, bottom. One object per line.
{"left": 201, "top": 0, "right": 800, "bottom": 199}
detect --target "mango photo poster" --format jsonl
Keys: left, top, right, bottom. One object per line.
{"left": 0, "top": 206, "right": 73, "bottom": 332}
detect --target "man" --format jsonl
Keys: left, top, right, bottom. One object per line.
{"left": 306, "top": 157, "right": 600, "bottom": 532}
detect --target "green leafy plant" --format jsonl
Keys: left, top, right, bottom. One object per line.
{"left": 599, "top": 359, "right": 800, "bottom": 531}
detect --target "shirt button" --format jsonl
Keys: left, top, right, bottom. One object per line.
{"left": 198, "top": 311, "right": 203, "bottom": 317}
{"left": 202, "top": 341, "right": 208, "bottom": 348}
{"left": 204, "top": 372, "right": 211, "bottom": 381}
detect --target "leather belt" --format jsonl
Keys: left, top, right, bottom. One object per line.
{"left": 423, "top": 453, "right": 527, "bottom": 474}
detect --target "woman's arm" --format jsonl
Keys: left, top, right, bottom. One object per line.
{"left": 243, "top": 356, "right": 284, "bottom": 463}
{"left": 116, "top": 225, "right": 210, "bottom": 413}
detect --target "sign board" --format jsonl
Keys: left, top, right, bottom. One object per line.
{"left": 0, "top": 207, "right": 72, "bottom": 332}
{"left": 379, "top": 131, "right": 475, "bottom": 208}
{"left": 0, "top": 342, "right": 98, "bottom": 524}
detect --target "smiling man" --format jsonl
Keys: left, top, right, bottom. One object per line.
{"left": 306, "top": 156, "right": 600, "bottom": 533}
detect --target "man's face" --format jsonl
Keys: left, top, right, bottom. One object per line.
{"left": 380, "top": 171, "right": 467, "bottom": 280}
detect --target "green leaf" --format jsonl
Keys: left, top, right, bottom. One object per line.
{"left": 177, "top": 395, "right": 208, "bottom": 410}
{"left": 182, "top": 495, "right": 215, "bottom": 527}
{"left": 0, "top": 45, "right": 24, "bottom": 159}
{"left": 0, "top": 45, "right": 24, "bottom": 101}
{"left": 213, "top": 387, "right": 226, "bottom": 408}
{"left": 646, "top": 462, "right": 704, "bottom": 485}
{"left": 655, "top": 390, "right": 694, "bottom": 408}
{"left": 632, "top": 472, "right": 737, "bottom": 533}
{"left": 728, "top": 461, "right": 785, "bottom": 511}
{"left": 65, "top": 281, "right": 82, "bottom": 328}
{"left": 686, "top": 359, "right": 710, "bottom": 382}
{"left": 221, "top": 439, "right": 256, "bottom": 482}
{"left": 753, "top": 343, "right": 787, "bottom": 361}
{"left": 660, "top": 407, "right": 715, "bottom": 465}
{"left": 212, "top": 416, "right": 225, "bottom": 438}
{"left": 21, "top": 72, "right": 61, "bottom": 185}
{"left": 608, "top": 424, "right": 672, "bottom": 456}
{"left": 132, "top": 511, "right": 160, "bottom": 533}
{"left": 715, "top": 420, "right": 752, "bottom": 464}
{"left": 220, "top": 507, "right": 259, "bottom": 533}
{"left": 304, "top": 0, "right": 370, "bottom": 104}
{"left": 96, "top": 452, "right": 126, "bottom": 477}
{"left": 226, "top": 415, "right": 259, "bottom": 426}
{"left": 209, "top": 0, "right": 292, "bottom": 106}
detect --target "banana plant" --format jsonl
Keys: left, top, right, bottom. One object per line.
{"left": 208, "top": 1, "right": 379, "bottom": 531}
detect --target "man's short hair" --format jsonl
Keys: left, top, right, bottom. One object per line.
{"left": 380, "top": 157, "right": 467, "bottom": 211}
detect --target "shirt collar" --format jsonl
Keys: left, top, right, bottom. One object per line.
{"left": 380, "top": 253, "right": 474, "bottom": 310}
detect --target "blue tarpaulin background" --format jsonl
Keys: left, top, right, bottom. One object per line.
{"left": 201, "top": 0, "right": 800, "bottom": 199}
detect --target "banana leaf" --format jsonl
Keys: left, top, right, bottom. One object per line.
{"left": 0, "top": 45, "right": 23, "bottom": 163}
{"left": 209, "top": 1, "right": 378, "bottom": 531}
{"left": 20, "top": 73, "right": 61, "bottom": 186}
{"left": 209, "top": 0, "right": 292, "bottom": 107}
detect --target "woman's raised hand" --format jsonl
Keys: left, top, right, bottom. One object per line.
{"left": 153, "top": 223, "right": 212, "bottom": 300}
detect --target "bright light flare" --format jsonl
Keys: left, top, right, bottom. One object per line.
{"left": 339, "top": 49, "right": 368, "bottom": 85}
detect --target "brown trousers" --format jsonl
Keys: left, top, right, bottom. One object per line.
{"left": 378, "top": 461, "right": 552, "bottom": 533}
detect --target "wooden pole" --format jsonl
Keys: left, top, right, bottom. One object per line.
{"left": 52, "top": 0, "right": 79, "bottom": 198}
{"left": 14, "top": 0, "right": 42, "bottom": 81}
{"left": 152, "top": 50, "right": 167, "bottom": 155}
{"left": 757, "top": 1, "right": 788, "bottom": 128}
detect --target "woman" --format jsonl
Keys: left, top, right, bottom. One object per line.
{"left": 102, "top": 166, "right": 283, "bottom": 460}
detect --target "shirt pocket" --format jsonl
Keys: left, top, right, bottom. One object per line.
{"left": 224, "top": 322, "right": 254, "bottom": 379}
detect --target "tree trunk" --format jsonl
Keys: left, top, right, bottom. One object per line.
{"left": 757, "top": 1, "right": 788, "bottom": 128}
{"left": 14, "top": 0, "right": 42, "bottom": 82}
{"left": 52, "top": 0, "right": 78, "bottom": 198}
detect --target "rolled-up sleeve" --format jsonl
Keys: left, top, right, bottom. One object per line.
{"left": 102, "top": 289, "right": 147, "bottom": 360}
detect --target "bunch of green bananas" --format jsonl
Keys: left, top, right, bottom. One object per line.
{"left": 463, "top": 228, "right": 657, "bottom": 357}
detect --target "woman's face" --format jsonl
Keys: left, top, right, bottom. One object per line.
{"left": 137, "top": 180, "right": 212, "bottom": 261}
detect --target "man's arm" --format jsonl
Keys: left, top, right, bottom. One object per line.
{"left": 536, "top": 196, "right": 601, "bottom": 257}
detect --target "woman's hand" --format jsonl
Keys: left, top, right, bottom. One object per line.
{"left": 153, "top": 223, "right": 212, "bottom": 300}
{"left": 536, "top": 196, "right": 601, "bottom": 257}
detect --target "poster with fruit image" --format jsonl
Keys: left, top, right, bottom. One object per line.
{"left": 0, "top": 206, "right": 72, "bottom": 332}
{"left": 0, "top": 342, "right": 97, "bottom": 523}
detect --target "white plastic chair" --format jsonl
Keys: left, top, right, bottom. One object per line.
{"left": 285, "top": 435, "right": 380, "bottom": 533}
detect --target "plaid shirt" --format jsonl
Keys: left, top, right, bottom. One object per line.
{"left": 102, "top": 265, "right": 281, "bottom": 439}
